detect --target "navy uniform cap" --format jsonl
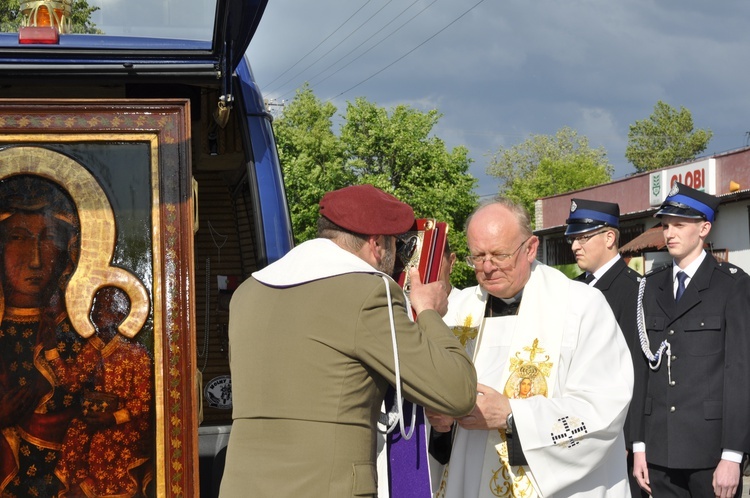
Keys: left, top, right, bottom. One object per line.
{"left": 564, "top": 198, "right": 620, "bottom": 236}
{"left": 654, "top": 182, "right": 720, "bottom": 222}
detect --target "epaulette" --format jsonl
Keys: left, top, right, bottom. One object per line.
{"left": 644, "top": 264, "right": 670, "bottom": 278}
{"left": 622, "top": 266, "right": 643, "bottom": 284}
{"left": 716, "top": 261, "right": 747, "bottom": 278}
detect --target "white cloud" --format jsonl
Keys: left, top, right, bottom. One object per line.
{"left": 248, "top": 0, "right": 750, "bottom": 197}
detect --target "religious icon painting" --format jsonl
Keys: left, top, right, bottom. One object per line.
{"left": 0, "top": 100, "right": 199, "bottom": 497}
{"left": 503, "top": 339, "right": 551, "bottom": 399}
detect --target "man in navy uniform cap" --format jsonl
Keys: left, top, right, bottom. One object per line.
{"left": 565, "top": 199, "right": 646, "bottom": 498}
{"left": 632, "top": 182, "right": 750, "bottom": 498}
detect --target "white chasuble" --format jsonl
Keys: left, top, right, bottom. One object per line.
{"left": 435, "top": 262, "right": 633, "bottom": 498}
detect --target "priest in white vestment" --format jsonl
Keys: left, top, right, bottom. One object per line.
{"left": 427, "top": 199, "right": 634, "bottom": 498}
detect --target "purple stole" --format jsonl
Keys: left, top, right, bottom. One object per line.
{"left": 386, "top": 398, "right": 432, "bottom": 497}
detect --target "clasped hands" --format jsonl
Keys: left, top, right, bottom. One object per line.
{"left": 426, "top": 383, "right": 512, "bottom": 432}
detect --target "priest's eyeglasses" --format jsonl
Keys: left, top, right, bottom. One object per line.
{"left": 566, "top": 229, "right": 609, "bottom": 245}
{"left": 466, "top": 236, "right": 531, "bottom": 270}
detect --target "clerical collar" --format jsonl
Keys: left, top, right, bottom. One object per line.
{"left": 486, "top": 292, "right": 523, "bottom": 317}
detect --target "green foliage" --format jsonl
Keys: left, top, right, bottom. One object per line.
{"left": 0, "top": 0, "right": 20, "bottom": 26}
{"left": 556, "top": 263, "right": 583, "bottom": 280}
{"left": 487, "top": 126, "right": 613, "bottom": 224}
{"left": 68, "top": 0, "right": 102, "bottom": 34}
{"left": 274, "top": 84, "right": 352, "bottom": 243}
{"left": 341, "top": 98, "right": 479, "bottom": 288}
{"left": 274, "top": 86, "right": 479, "bottom": 288}
{"left": 0, "top": 0, "right": 101, "bottom": 33}
{"left": 625, "top": 100, "right": 712, "bottom": 173}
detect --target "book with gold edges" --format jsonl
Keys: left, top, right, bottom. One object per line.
{"left": 394, "top": 218, "right": 449, "bottom": 293}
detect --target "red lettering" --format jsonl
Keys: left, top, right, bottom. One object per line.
{"left": 670, "top": 169, "right": 706, "bottom": 190}
{"left": 693, "top": 169, "right": 703, "bottom": 190}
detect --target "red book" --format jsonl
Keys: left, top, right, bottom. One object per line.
{"left": 394, "top": 218, "right": 449, "bottom": 293}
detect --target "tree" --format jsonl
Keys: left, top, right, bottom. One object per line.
{"left": 274, "top": 84, "right": 352, "bottom": 243}
{"left": 340, "top": 98, "right": 478, "bottom": 287}
{"left": 625, "top": 100, "right": 712, "bottom": 172}
{"left": 275, "top": 88, "right": 479, "bottom": 288}
{"left": 68, "top": 0, "right": 102, "bottom": 34}
{"left": 0, "top": 0, "right": 102, "bottom": 34}
{"left": 487, "top": 126, "right": 613, "bottom": 223}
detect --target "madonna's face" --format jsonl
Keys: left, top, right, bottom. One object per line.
{"left": 519, "top": 378, "right": 532, "bottom": 396}
{"left": 1, "top": 212, "right": 69, "bottom": 307}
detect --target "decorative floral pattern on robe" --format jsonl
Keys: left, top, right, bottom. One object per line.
{"left": 48, "top": 335, "right": 153, "bottom": 496}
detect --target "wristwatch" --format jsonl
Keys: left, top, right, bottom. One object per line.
{"left": 506, "top": 412, "right": 514, "bottom": 434}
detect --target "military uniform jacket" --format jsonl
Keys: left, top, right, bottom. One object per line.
{"left": 219, "top": 239, "right": 477, "bottom": 498}
{"left": 636, "top": 253, "right": 750, "bottom": 469}
{"left": 591, "top": 257, "right": 645, "bottom": 446}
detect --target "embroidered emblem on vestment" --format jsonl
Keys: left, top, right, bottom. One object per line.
{"left": 503, "top": 338, "right": 551, "bottom": 398}
{"left": 551, "top": 415, "right": 588, "bottom": 448}
{"left": 485, "top": 338, "right": 554, "bottom": 497}
{"left": 451, "top": 313, "right": 479, "bottom": 346}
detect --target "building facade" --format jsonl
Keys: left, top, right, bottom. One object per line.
{"left": 535, "top": 146, "right": 750, "bottom": 274}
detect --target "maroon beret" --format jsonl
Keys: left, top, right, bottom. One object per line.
{"left": 319, "top": 184, "right": 415, "bottom": 235}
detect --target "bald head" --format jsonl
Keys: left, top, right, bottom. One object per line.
{"left": 466, "top": 200, "right": 538, "bottom": 299}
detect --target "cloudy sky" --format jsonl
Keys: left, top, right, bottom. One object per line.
{"left": 247, "top": 0, "right": 750, "bottom": 197}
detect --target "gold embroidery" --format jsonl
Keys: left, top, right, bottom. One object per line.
{"left": 489, "top": 432, "right": 536, "bottom": 497}
{"left": 504, "top": 339, "right": 552, "bottom": 399}
{"left": 488, "top": 338, "right": 554, "bottom": 497}
{"left": 452, "top": 314, "right": 479, "bottom": 346}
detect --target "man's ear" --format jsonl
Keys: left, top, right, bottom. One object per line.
{"left": 525, "top": 236, "right": 540, "bottom": 261}
{"left": 699, "top": 221, "right": 712, "bottom": 238}
{"left": 368, "top": 235, "right": 385, "bottom": 263}
{"left": 604, "top": 230, "right": 617, "bottom": 250}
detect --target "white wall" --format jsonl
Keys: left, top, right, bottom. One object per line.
{"left": 710, "top": 200, "right": 750, "bottom": 272}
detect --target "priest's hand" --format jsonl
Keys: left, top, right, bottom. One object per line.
{"left": 632, "top": 451, "right": 650, "bottom": 494}
{"left": 712, "top": 459, "right": 740, "bottom": 498}
{"left": 425, "top": 409, "right": 455, "bottom": 432}
{"left": 409, "top": 268, "right": 449, "bottom": 317}
{"left": 455, "top": 383, "right": 510, "bottom": 431}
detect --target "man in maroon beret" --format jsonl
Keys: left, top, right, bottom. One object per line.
{"left": 220, "top": 184, "right": 477, "bottom": 498}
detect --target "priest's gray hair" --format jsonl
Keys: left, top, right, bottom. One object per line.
{"left": 465, "top": 197, "right": 533, "bottom": 238}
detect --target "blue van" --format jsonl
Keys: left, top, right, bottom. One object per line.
{"left": 0, "top": 0, "right": 291, "bottom": 495}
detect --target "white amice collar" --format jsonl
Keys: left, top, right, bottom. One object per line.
{"left": 252, "top": 238, "right": 389, "bottom": 287}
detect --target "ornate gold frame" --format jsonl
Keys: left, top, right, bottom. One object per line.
{"left": 0, "top": 100, "right": 198, "bottom": 497}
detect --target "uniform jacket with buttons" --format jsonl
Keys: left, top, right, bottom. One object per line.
{"left": 588, "top": 257, "right": 645, "bottom": 448}
{"left": 635, "top": 253, "right": 750, "bottom": 469}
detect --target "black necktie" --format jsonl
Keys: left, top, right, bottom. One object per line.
{"left": 584, "top": 273, "right": 595, "bottom": 284}
{"left": 675, "top": 271, "right": 687, "bottom": 302}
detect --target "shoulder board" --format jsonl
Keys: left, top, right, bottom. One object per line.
{"left": 645, "top": 264, "right": 670, "bottom": 278}
{"left": 716, "top": 261, "right": 747, "bottom": 278}
{"left": 622, "top": 266, "right": 643, "bottom": 283}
